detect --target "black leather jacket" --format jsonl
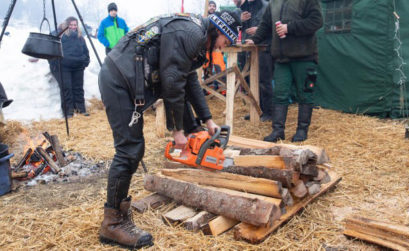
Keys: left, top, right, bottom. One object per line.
{"left": 107, "top": 15, "right": 212, "bottom": 131}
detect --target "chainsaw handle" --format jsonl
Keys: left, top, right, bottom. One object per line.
{"left": 195, "top": 127, "right": 221, "bottom": 165}
{"left": 219, "top": 125, "right": 230, "bottom": 149}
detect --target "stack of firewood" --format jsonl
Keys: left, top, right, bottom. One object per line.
{"left": 133, "top": 136, "right": 341, "bottom": 244}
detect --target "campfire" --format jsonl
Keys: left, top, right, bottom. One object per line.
{"left": 11, "top": 132, "right": 107, "bottom": 186}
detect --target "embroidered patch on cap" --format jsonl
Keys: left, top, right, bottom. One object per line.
{"left": 209, "top": 14, "right": 238, "bottom": 44}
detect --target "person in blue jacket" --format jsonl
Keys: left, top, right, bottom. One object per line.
{"left": 98, "top": 2, "right": 129, "bottom": 55}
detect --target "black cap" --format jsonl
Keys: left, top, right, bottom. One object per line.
{"left": 209, "top": 11, "right": 241, "bottom": 44}
{"left": 108, "top": 2, "right": 117, "bottom": 13}
{"left": 209, "top": 1, "right": 216, "bottom": 6}
{"left": 0, "top": 83, "right": 12, "bottom": 108}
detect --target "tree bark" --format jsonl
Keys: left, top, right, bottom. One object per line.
{"left": 233, "top": 169, "right": 341, "bottom": 244}
{"left": 222, "top": 165, "right": 295, "bottom": 188}
{"left": 144, "top": 174, "right": 281, "bottom": 227}
{"left": 161, "top": 168, "right": 283, "bottom": 199}
{"left": 131, "top": 193, "right": 172, "bottom": 213}
{"left": 344, "top": 216, "right": 409, "bottom": 251}
{"left": 184, "top": 211, "right": 216, "bottom": 232}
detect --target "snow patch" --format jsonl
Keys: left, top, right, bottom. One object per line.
{"left": 0, "top": 25, "right": 105, "bottom": 122}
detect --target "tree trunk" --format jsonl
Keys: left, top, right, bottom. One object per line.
{"left": 222, "top": 165, "right": 296, "bottom": 188}
{"left": 144, "top": 174, "right": 281, "bottom": 227}
{"left": 161, "top": 168, "right": 283, "bottom": 199}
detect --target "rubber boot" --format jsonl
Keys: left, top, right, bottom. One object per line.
{"left": 99, "top": 197, "right": 154, "bottom": 249}
{"left": 291, "top": 104, "right": 313, "bottom": 142}
{"left": 263, "top": 104, "right": 288, "bottom": 142}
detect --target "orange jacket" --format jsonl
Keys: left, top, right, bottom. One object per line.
{"left": 203, "top": 51, "right": 226, "bottom": 72}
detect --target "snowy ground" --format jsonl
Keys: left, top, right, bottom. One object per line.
{"left": 0, "top": 25, "right": 105, "bottom": 122}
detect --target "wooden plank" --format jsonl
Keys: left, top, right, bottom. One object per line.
{"left": 161, "top": 168, "right": 283, "bottom": 199}
{"left": 202, "top": 84, "right": 226, "bottom": 102}
{"left": 233, "top": 169, "right": 341, "bottom": 243}
{"left": 249, "top": 47, "right": 260, "bottom": 125}
{"left": 184, "top": 211, "right": 216, "bottom": 232}
{"left": 162, "top": 205, "right": 197, "bottom": 226}
{"left": 155, "top": 100, "right": 166, "bottom": 137}
{"left": 131, "top": 193, "right": 172, "bottom": 213}
{"left": 344, "top": 216, "right": 409, "bottom": 251}
{"left": 225, "top": 52, "right": 237, "bottom": 134}
{"left": 228, "top": 135, "right": 330, "bottom": 165}
{"left": 202, "top": 216, "right": 239, "bottom": 236}
{"left": 233, "top": 155, "right": 286, "bottom": 169}
{"left": 233, "top": 65, "right": 262, "bottom": 116}
{"left": 144, "top": 174, "right": 281, "bottom": 227}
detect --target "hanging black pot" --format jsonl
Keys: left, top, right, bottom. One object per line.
{"left": 21, "top": 18, "right": 63, "bottom": 60}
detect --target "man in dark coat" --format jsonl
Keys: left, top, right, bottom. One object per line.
{"left": 98, "top": 11, "right": 240, "bottom": 249}
{"left": 240, "top": 0, "right": 274, "bottom": 122}
{"left": 247, "top": 0, "right": 323, "bottom": 142}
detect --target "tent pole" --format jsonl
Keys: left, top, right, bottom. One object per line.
{"left": 51, "top": 0, "right": 70, "bottom": 136}
{"left": 0, "top": 0, "right": 18, "bottom": 47}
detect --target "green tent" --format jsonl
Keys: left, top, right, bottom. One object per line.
{"left": 316, "top": 0, "right": 409, "bottom": 118}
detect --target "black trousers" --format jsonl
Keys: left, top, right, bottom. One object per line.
{"left": 54, "top": 69, "right": 86, "bottom": 115}
{"left": 99, "top": 59, "right": 199, "bottom": 209}
{"left": 258, "top": 51, "right": 274, "bottom": 117}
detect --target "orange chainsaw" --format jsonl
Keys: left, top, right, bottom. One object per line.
{"left": 164, "top": 126, "right": 230, "bottom": 170}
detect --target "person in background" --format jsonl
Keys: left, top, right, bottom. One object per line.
{"left": 59, "top": 17, "right": 90, "bottom": 117}
{"left": 247, "top": 0, "right": 323, "bottom": 142}
{"left": 98, "top": 2, "right": 129, "bottom": 55}
{"left": 203, "top": 0, "right": 227, "bottom": 93}
{"left": 208, "top": 0, "right": 217, "bottom": 15}
{"left": 240, "top": 0, "right": 274, "bottom": 122}
{"left": 0, "top": 82, "right": 13, "bottom": 126}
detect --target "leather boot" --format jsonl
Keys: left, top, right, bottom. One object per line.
{"left": 264, "top": 104, "right": 288, "bottom": 142}
{"left": 292, "top": 104, "right": 313, "bottom": 142}
{"left": 99, "top": 197, "right": 153, "bottom": 249}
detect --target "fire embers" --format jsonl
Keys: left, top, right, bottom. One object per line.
{"left": 12, "top": 132, "right": 107, "bottom": 186}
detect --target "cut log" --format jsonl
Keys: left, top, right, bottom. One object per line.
{"left": 344, "top": 216, "right": 409, "bottom": 251}
{"left": 131, "top": 193, "right": 172, "bottom": 213}
{"left": 222, "top": 165, "right": 295, "bottom": 188}
{"left": 281, "top": 188, "right": 293, "bottom": 207}
{"left": 161, "top": 168, "right": 283, "bottom": 199}
{"left": 307, "top": 183, "right": 321, "bottom": 196}
{"left": 184, "top": 211, "right": 216, "bottom": 232}
{"left": 233, "top": 155, "right": 286, "bottom": 169}
{"left": 228, "top": 135, "right": 329, "bottom": 164}
{"left": 15, "top": 148, "right": 33, "bottom": 170}
{"left": 144, "top": 174, "right": 281, "bottom": 227}
{"left": 11, "top": 171, "right": 28, "bottom": 179}
{"left": 35, "top": 147, "right": 60, "bottom": 173}
{"left": 202, "top": 216, "right": 239, "bottom": 236}
{"left": 50, "top": 135, "right": 67, "bottom": 167}
{"left": 233, "top": 169, "right": 341, "bottom": 243}
{"left": 162, "top": 205, "right": 197, "bottom": 226}
{"left": 290, "top": 180, "right": 308, "bottom": 199}
{"left": 314, "top": 168, "right": 331, "bottom": 184}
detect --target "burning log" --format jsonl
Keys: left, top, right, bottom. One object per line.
{"left": 15, "top": 148, "right": 33, "bottom": 170}
{"left": 35, "top": 147, "right": 60, "bottom": 173}
{"left": 43, "top": 132, "right": 67, "bottom": 167}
